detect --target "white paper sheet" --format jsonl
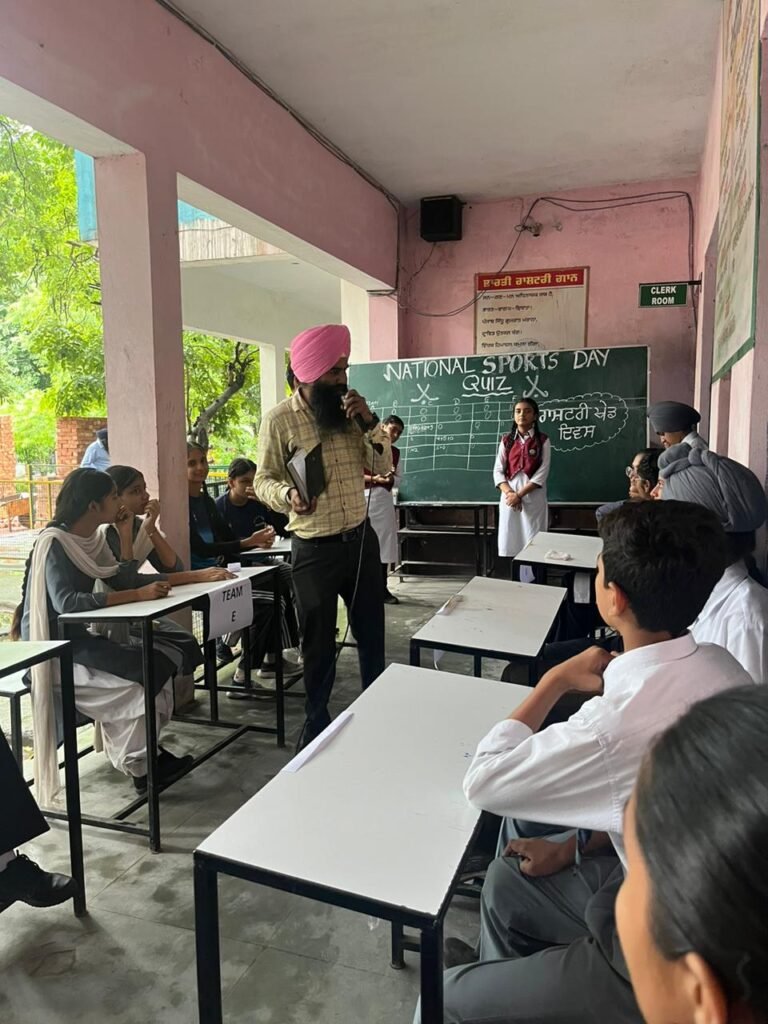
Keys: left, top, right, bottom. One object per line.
{"left": 207, "top": 575, "right": 254, "bottom": 640}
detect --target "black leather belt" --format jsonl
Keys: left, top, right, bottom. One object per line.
{"left": 294, "top": 522, "right": 365, "bottom": 545}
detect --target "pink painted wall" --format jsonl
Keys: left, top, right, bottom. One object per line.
{"left": 0, "top": 0, "right": 397, "bottom": 288}
{"left": 392, "top": 178, "right": 698, "bottom": 405}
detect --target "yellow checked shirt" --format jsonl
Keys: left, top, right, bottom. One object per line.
{"left": 254, "top": 390, "right": 392, "bottom": 539}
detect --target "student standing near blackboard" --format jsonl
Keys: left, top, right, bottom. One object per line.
{"left": 494, "top": 398, "right": 551, "bottom": 571}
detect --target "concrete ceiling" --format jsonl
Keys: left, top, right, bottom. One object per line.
{"left": 168, "top": 0, "right": 722, "bottom": 202}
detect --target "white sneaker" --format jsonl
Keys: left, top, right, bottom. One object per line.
{"left": 258, "top": 654, "right": 303, "bottom": 680}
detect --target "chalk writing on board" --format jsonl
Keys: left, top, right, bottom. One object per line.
{"left": 539, "top": 393, "right": 629, "bottom": 452}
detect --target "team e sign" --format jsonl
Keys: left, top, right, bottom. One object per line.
{"left": 207, "top": 576, "right": 254, "bottom": 640}
{"left": 638, "top": 282, "right": 688, "bottom": 307}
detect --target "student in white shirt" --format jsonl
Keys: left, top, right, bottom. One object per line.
{"left": 647, "top": 401, "right": 708, "bottom": 451}
{"left": 416, "top": 501, "right": 751, "bottom": 1024}
{"left": 660, "top": 443, "right": 768, "bottom": 682}
{"left": 617, "top": 684, "right": 768, "bottom": 1024}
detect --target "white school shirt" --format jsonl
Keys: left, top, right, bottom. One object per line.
{"left": 691, "top": 561, "right": 768, "bottom": 683}
{"left": 463, "top": 634, "right": 751, "bottom": 867}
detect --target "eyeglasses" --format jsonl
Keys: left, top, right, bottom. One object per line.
{"left": 625, "top": 466, "right": 640, "bottom": 479}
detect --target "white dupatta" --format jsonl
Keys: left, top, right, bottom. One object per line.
{"left": 27, "top": 527, "right": 122, "bottom": 806}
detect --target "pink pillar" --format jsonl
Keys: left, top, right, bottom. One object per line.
{"left": 369, "top": 294, "right": 401, "bottom": 361}
{"left": 95, "top": 153, "right": 189, "bottom": 562}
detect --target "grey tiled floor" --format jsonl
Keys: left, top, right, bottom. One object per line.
{"left": 0, "top": 577, "right": 504, "bottom": 1024}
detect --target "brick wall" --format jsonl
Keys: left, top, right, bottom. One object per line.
{"left": 56, "top": 417, "right": 108, "bottom": 475}
{"left": 0, "top": 415, "right": 15, "bottom": 497}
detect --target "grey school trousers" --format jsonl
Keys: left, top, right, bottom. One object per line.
{"left": 414, "top": 857, "right": 641, "bottom": 1024}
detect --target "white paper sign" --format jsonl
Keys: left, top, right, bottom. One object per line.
{"left": 207, "top": 576, "right": 254, "bottom": 640}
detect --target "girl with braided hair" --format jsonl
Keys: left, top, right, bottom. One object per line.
{"left": 10, "top": 468, "right": 193, "bottom": 803}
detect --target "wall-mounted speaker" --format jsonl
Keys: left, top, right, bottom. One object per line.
{"left": 420, "top": 195, "right": 463, "bottom": 242}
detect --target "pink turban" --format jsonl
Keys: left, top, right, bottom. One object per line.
{"left": 290, "top": 324, "right": 351, "bottom": 384}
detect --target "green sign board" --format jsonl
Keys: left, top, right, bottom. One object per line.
{"left": 638, "top": 282, "right": 688, "bottom": 307}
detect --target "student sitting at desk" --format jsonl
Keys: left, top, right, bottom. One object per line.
{"left": 10, "top": 469, "right": 193, "bottom": 803}
{"left": 215, "top": 458, "right": 289, "bottom": 539}
{"left": 104, "top": 464, "right": 233, "bottom": 678}
{"left": 186, "top": 444, "right": 301, "bottom": 686}
{"left": 493, "top": 398, "right": 550, "bottom": 578}
{"left": 364, "top": 414, "right": 404, "bottom": 605}
{"left": 659, "top": 444, "right": 768, "bottom": 682}
{"left": 215, "top": 456, "right": 301, "bottom": 667}
{"left": 617, "top": 684, "right": 768, "bottom": 1024}
{"left": 595, "top": 447, "right": 660, "bottom": 521}
{"left": 420, "top": 501, "right": 751, "bottom": 1024}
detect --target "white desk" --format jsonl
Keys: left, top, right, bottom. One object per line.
{"left": 194, "top": 663, "right": 529, "bottom": 1024}
{"left": 57, "top": 565, "right": 284, "bottom": 852}
{"left": 515, "top": 531, "right": 602, "bottom": 571}
{"left": 240, "top": 536, "right": 292, "bottom": 563}
{"left": 0, "top": 639, "right": 84, "bottom": 916}
{"left": 410, "top": 575, "right": 566, "bottom": 680}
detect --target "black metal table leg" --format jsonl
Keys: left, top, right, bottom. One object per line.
{"left": 273, "top": 567, "right": 285, "bottom": 747}
{"left": 59, "top": 641, "right": 86, "bottom": 917}
{"left": 420, "top": 921, "right": 444, "bottom": 1024}
{"left": 9, "top": 693, "right": 23, "bottom": 767}
{"left": 194, "top": 857, "right": 223, "bottom": 1024}
{"left": 473, "top": 654, "right": 482, "bottom": 678}
{"left": 202, "top": 606, "right": 219, "bottom": 722}
{"left": 410, "top": 640, "right": 421, "bottom": 667}
{"left": 390, "top": 921, "right": 405, "bottom": 969}
{"left": 473, "top": 507, "right": 481, "bottom": 576}
{"left": 141, "top": 620, "right": 160, "bottom": 853}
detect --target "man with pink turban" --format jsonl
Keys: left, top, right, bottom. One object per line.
{"left": 255, "top": 324, "right": 392, "bottom": 748}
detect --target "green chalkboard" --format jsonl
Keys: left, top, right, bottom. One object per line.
{"left": 349, "top": 346, "right": 649, "bottom": 504}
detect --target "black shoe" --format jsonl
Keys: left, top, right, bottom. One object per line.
{"left": 0, "top": 854, "right": 78, "bottom": 912}
{"left": 216, "top": 641, "right": 235, "bottom": 667}
{"left": 383, "top": 590, "right": 400, "bottom": 605}
{"left": 443, "top": 937, "right": 478, "bottom": 969}
{"left": 132, "top": 749, "right": 194, "bottom": 793}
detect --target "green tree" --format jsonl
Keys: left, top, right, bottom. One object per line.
{"left": 0, "top": 118, "right": 260, "bottom": 447}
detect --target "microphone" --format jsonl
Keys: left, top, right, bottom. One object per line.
{"left": 344, "top": 392, "right": 384, "bottom": 453}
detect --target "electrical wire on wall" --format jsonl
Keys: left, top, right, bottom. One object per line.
{"left": 398, "top": 190, "right": 698, "bottom": 332}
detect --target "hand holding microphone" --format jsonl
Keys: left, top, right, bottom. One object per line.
{"left": 342, "top": 389, "right": 383, "bottom": 452}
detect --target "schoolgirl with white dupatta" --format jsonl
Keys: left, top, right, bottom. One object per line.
{"left": 10, "top": 469, "right": 192, "bottom": 807}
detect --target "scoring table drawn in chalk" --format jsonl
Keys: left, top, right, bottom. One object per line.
{"left": 370, "top": 393, "right": 634, "bottom": 475}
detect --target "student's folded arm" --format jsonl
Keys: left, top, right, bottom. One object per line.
{"left": 110, "top": 561, "right": 166, "bottom": 590}
{"left": 463, "top": 717, "right": 615, "bottom": 834}
{"left": 254, "top": 412, "right": 293, "bottom": 512}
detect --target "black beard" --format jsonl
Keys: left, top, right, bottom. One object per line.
{"left": 308, "top": 381, "right": 350, "bottom": 433}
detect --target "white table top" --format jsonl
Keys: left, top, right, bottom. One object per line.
{"left": 58, "top": 566, "right": 275, "bottom": 623}
{"left": 0, "top": 640, "right": 68, "bottom": 677}
{"left": 241, "top": 537, "right": 292, "bottom": 559}
{"left": 516, "top": 531, "right": 603, "bottom": 570}
{"left": 197, "top": 663, "right": 528, "bottom": 916}
{"left": 412, "top": 575, "right": 565, "bottom": 659}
